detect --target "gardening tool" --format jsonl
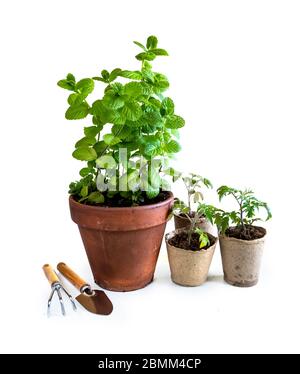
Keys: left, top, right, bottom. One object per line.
{"left": 42, "top": 264, "right": 77, "bottom": 317}
{"left": 57, "top": 262, "right": 113, "bottom": 315}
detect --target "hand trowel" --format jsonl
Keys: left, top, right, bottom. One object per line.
{"left": 57, "top": 262, "right": 113, "bottom": 315}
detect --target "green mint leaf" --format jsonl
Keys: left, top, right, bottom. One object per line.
{"left": 143, "top": 111, "right": 163, "bottom": 127}
{"left": 153, "top": 73, "right": 169, "bottom": 93}
{"left": 93, "top": 141, "right": 106, "bottom": 155}
{"left": 141, "top": 69, "right": 154, "bottom": 83}
{"left": 124, "top": 82, "right": 144, "bottom": 97}
{"left": 148, "top": 97, "right": 161, "bottom": 109}
{"left": 79, "top": 167, "right": 94, "bottom": 177}
{"left": 109, "top": 68, "right": 122, "bottom": 82}
{"left": 140, "top": 82, "right": 153, "bottom": 95}
{"left": 102, "top": 93, "right": 125, "bottom": 109}
{"left": 67, "top": 93, "right": 84, "bottom": 106}
{"left": 92, "top": 115, "right": 104, "bottom": 126}
{"left": 57, "top": 79, "right": 74, "bottom": 91}
{"left": 133, "top": 41, "right": 147, "bottom": 51}
{"left": 165, "top": 140, "right": 181, "bottom": 153}
{"left": 75, "top": 136, "right": 97, "bottom": 148}
{"left": 92, "top": 76, "right": 106, "bottom": 83}
{"left": 103, "top": 134, "right": 121, "bottom": 145}
{"left": 75, "top": 78, "right": 94, "bottom": 97}
{"left": 84, "top": 126, "right": 101, "bottom": 137}
{"left": 108, "top": 82, "right": 124, "bottom": 95}
{"left": 66, "top": 73, "right": 75, "bottom": 83}
{"left": 143, "top": 137, "right": 160, "bottom": 156}
{"left": 122, "top": 101, "right": 143, "bottom": 121}
{"left": 72, "top": 147, "right": 97, "bottom": 161}
{"left": 161, "top": 97, "right": 174, "bottom": 116}
{"left": 146, "top": 35, "right": 158, "bottom": 49}
{"left": 144, "top": 143, "right": 157, "bottom": 156}
{"left": 80, "top": 185, "right": 89, "bottom": 198}
{"left": 65, "top": 102, "right": 89, "bottom": 120}
{"left": 165, "top": 115, "right": 185, "bottom": 129}
{"left": 91, "top": 100, "right": 113, "bottom": 123}
{"left": 111, "top": 125, "right": 132, "bottom": 139}
{"left": 135, "top": 52, "right": 156, "bottom": 61}
{"left": 150, "top": 48, "right": 168, "bottom": 56}
{"left": 87, "top": 191, "right": 105, "bottom": 204}
{"left": 101, "top": 70, "right": 110, "bottom": 80}
{"left": 119, "top": 70, "right": 142, "bottom": 80}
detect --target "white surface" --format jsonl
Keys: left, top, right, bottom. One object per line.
{"left": 0, "top": 0, "right": 299, "bottom": 353}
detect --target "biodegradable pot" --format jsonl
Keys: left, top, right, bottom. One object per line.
{"left": 219, "top": 228, "right": 267, "bottom": 287}
{"left": 174, "top": 213, "right": 215, "bottom": 235}
{"left": 165, "top": 228, "right": 217, "bottom": 286}
{"left": 69, "top": 193, "right": 173, "bottom": 292}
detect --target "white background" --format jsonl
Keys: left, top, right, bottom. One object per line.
{"left": 0, "top": 0, "right": 299, "bottom": 354}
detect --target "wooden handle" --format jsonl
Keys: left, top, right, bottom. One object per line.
{"left": 43, "top": 264, "right": 59, "bottom": 285}
{"left": 57, "top": 262, "right": 89, "bottom": 291}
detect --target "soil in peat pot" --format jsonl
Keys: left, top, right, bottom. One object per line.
{"left": 225, "top": 225, "right": 266, "bottom": 240}
{"left": 74, "top": 191, "right": 170, "bottom": 207}
{"left": 168, "top": 232, "right": 216, "bottom": 251}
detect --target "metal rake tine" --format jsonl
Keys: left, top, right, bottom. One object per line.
{"left": 56, "top": 287, "right": 66, "bottom": 316}
{"left": 47, "top": 288, "right": 55, "bottom": 318}
{"left": 61, "top": 285, "right": 77, "bottom": 311}
{"left": 55, "top": 270, "right": 77, "bottom": 312}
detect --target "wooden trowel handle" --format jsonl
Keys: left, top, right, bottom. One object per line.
{"left": 43, "top": 264, "right": 59, "bottom": 285}
{"left": 57, "top": 262, "right": 89, "bottom": 291}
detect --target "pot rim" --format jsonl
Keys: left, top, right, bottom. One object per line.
{"left": 69, "top": 191, "right": 173, "bottom": 211}
{"left": 165, "top": 227, "right": 218, "bottom": 254}
{"left": 219, "top": 226, "right": 267, "bottom": 245}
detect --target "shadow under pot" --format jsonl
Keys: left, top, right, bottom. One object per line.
{"left": 69, "top": 193, "right": 173, "bottom": 292}
{"left": 219, "top": 226, "right": 267, "bottom": 287}
{"left": 174, "top": 213, "right": 216, "bottom": 236}
{"left": 165, "top": 228, "right": 218, "bottom": 286}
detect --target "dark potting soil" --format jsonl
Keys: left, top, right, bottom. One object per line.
{"left": 168, "top": 232, "right": 216, "bottom": 251}
{"left": 225, "top": 225, "right": 266, "bottom": 240}
{"left": 76, "top": 191, "right": 170, "bottom": 207}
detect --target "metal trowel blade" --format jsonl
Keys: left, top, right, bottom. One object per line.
{"left": 76, "top": 290, "right": 113, "bottom": 315}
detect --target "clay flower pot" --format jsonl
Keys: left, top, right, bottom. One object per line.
{"left": 219, "top": 228, "right": 267, "bottom": 287}
{"left": 165, "top": 228, "right": 218, "bottom": 286}
{"left": 174, "top": 213, "right": 215, "bottom": 235}
{"left": 69, "top": 193, "right": 173, "bottom": 292}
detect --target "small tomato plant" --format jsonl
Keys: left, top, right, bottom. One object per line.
{"left": 168, "top": 173, "right": 212, "bottom": 250}
{"left": 199, "top": 186, "right": 272, "bottom": 234}
{"left": 195, "top": 227, "right": 210, "bottom": 249}
{"left": 184, "top": 211, "right": 210, "bottom": 249}
{"left": 58, "top": 35, "right": 185, "bottom": 205}
{"left": 173, "top": 173, "right": 212, "bottom": 216}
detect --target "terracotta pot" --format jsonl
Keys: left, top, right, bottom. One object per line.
{"left": 165, "top": 228, "right": 217, "bottom": 286}
{"left": 69, "top": 193, "right": 173, "bottom": 292}
{"left": 219, "top": 227, "right": 267, "bottom": 287}
{"left": 174, "top": 213, "right": 215, "bottom": 235}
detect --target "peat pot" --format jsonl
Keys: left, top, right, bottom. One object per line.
{"left": 165, "top": 228, "right": 218, "bottom": 286}
{"left": 219, "top": 228, "right": 267, "bottom": 287}
{"left": 174, "top": 213, "right": 215, "bottom": 235}
{"left": 69, "top": 193, "right": 173, "bottom": 292}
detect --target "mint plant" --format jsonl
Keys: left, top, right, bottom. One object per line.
{"left": 199, "top": 186, "right": 272, "bottom": 237}
{"left": 58, "top": 36, "right": 185, "bottom": 205}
